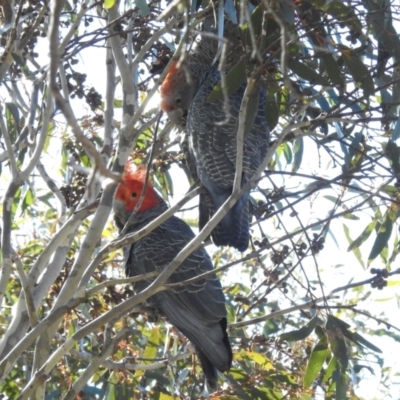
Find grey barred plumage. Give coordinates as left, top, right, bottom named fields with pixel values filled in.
left=114, top=170, right=232, bottom=389
left=160, top=20, right=269, bottom=251
left=161, top=64, right=269, bottom=250
left=188, top=66, right=269, bottom=251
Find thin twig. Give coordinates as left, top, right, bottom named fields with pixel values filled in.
left=0, top=104, right=18, bottom=177
left=11, top=248, right=38, bottom=327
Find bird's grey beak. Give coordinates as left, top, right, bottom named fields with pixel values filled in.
left=166, top=108, right=187, bottom=126
left=113, top=198, right=124, bottom=214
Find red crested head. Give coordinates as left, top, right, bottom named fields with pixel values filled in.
left=160, top=61, right=181, bottom=113
left=115, top=164, right=159, bottom=212
left=159, top=61, right=194, bottom=126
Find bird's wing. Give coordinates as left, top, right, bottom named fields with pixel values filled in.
left=189, top=71, right=270, bottom=187
left=124, top=216, right=232, bottom=372
left=125, top=216, right=227, bottom=322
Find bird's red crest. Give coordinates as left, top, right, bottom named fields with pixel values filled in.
left=123, top=162, right=147, bottom=182
left=160, top=61, right=181, bottom=112
left=115, top=163, right=159, bottom=212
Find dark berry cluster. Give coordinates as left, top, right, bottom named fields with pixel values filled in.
left=271, top=245, right=290, bottom=265
left=59, top=141, right=88, bottom=208
left=85, top=87, right=103, bottom=111
left=153, top=153, right=173, bottom=173
left=66, top=71, right=87, bottom=99
left=310, top=234, right=325, bottom=254
left=263, top=268, right=281, bottom=283
left=49, top=257, right=73, bottom=297
left=345, top=29, right=361, bottom=45
left=253, top=237, right=270, bottom=249
left=59, top=176, right=86, bottom=208
left=296, top=242, right=308, bottom=257
left=267, top=187, right=285, bottom=201
left=370, top=268, right=389, bottom=290
left=253, top=200, right=275, bottom=220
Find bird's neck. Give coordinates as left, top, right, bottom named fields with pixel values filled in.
left=188, top=63, right=216, bottom=90
left=119, top=194, right=169, bottom=232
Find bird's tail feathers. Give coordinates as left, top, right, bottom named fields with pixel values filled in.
left=197, top=349, right=219, bottom=390
left=199, top=192, right=213, bottom=240
left=160, top=301, right=232, bottom=375
left=185, top=321, right=232, bottom=374
left=208, top=192, right=250, bottom=252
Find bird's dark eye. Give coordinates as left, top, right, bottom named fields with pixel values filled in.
left=175, top=97, right=182, bottom=105
left=132, top=192, right=137, bottom=198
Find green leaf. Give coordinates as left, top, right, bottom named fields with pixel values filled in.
left=80, top=154, right=91, bottom=168
left=135, top=0, right=150, bottom=17
left=347, top=219, right=377, bottom=251
left=145, top=370, right=170, bottom=386
left=353, top=364, right=374, bottom=375
left=67, top=319, right=75, bottom=339
left=387, top=231, right=400, bottom=268
left=322, top=355, right=338, bottom=383
left=235, top=350, right=274, bottom=368
left=340, top=47, right=374, bottom=98
left=381, top=185, right=400, bottom=199
left=328, top=315, right=351, bottom=329
left=385, top=140, right=400, bottom=174
left=154, top=169, right=173, bottom=198
left=243, top=87, right=260, bottom=137
left=370, top=328, right=400, bottom=343
left=104, top=0, right=117, bottom=8
left=343, top=213, right=359, bottom=220
left=279, top=315, right=319, bottom=342
left=43, top=122, right=55, bottom=153
left=287, top=59, right=330, bottom=86
left=265, top=91, right=279, bottom=131
left=224, top=372, right=256, bottom=399
left=11, top=186, right=22, bottom=223
left=244, top=4, right=263, bottom=41
left=330, top=316, right=381, bottom=353
left=113, top=99, right=123, bottom=108
left=159, top=393, right=177, bottom=400
left=298, top=395, right=313, bottom=400
left=306, top=1, right=328, bottom=10
left=143, top=326, right=160, bottom=360
left=326, top=315, right=381, bottom=356
left=282, top=143, right=293, bottom=165
left=321, top=54, right=345, bottom=87
left=324, top=195, right=339, bottom=204
left=227, top=367, right=248, bottom=382
left=20, top=240, right=45, bottom=259
left=262, top=13, right=281, bottom=52
left=5, top=102, right=20, bottom=128
left=91, top=367, right=108, bottom=384
left=206, top=59, right=246, bottom=103
left=343, top=223, right=364, bottom=268
left=368, top=209, right=397, bottom=264
left=5, top=102, right=20, bottom=142
left=11, top=52, right=31, bottom=78
left=105, top=373, right=116, bottom=399
left=347, top=332, right=382, bottom=353
left=164, top=169, right=174, bottom=197
left=21, top=188, right=34, bottom=215
left=344, top=131, right=364, bottom=171
left=335, top=372, right=347, bottom=400
left=292, top=137, right=304, bottom=173
left=326, top=316, right=348, bottom=371
left=303, top=334, right=329, bottom=388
